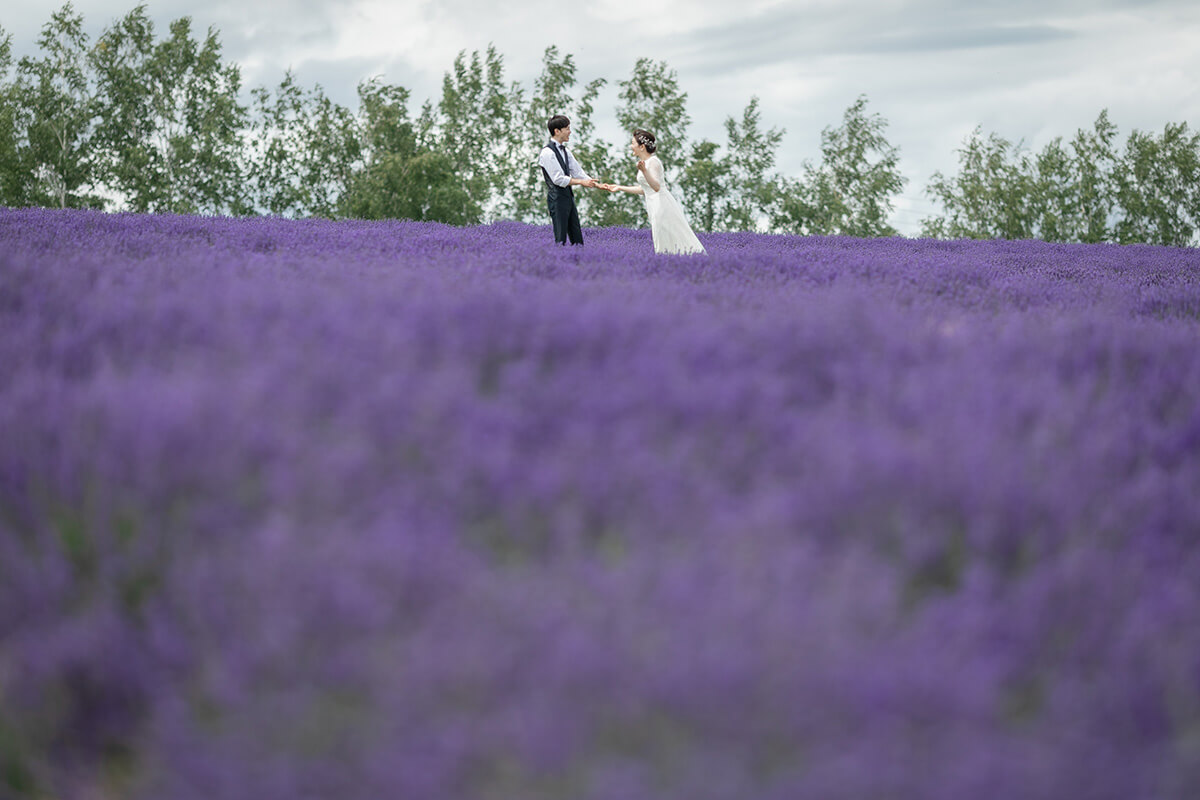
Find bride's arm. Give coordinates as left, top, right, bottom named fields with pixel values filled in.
left=613, top=184, right=644, bottom=195
left=639, top=159, right=662, bottom=193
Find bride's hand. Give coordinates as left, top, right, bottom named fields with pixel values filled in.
left=636, top=160, right=646, bottom=172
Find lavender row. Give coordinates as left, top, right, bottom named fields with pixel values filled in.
left=1, top=208, right=1199, bottom=799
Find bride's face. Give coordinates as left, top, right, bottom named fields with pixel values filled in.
left=630, top=136, right=643, bottom=157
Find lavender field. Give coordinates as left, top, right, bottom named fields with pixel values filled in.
left=2, top=207, right=1199, bottom=799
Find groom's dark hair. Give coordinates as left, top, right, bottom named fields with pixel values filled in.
left=547, top=115, right=570, bottom=135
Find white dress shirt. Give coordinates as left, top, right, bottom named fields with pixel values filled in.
left=538, top=141, right=591, bottom=187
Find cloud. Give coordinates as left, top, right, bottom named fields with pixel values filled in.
left=852, top=23, right=1074, bottom=53
left=4, top=0, right=1199, bottom=234
left=672, top=9, right=1083, bottom=76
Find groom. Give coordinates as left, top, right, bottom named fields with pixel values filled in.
left=539, top=115, right=602, bottom=245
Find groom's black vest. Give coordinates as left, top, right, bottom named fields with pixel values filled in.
left=540, top=140, right=573, bottom=198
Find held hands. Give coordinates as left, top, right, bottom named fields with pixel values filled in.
left=587, top=179, right=621, bottom=192
left=577, top=164, right=646, bottom=192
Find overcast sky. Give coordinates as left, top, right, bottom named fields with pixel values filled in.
left=6, top=0, right=1199, bottom=232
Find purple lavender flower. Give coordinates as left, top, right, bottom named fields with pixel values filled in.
left=1, top=208, right=1199, bottom=799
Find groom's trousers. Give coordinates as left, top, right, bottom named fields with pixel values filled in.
left=547, top=185, right=583, bottom=246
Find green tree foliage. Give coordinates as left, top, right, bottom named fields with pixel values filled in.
left=91, top=5, right=248, bottom=215
left=357, top=78, right=418, bottom=160
left=1113, top=122, right=1200, bottom=247
left=921, top=128, right=1037, bottom=240
left=615, top=58, right=690, bottom=171
left=1030, top=111, right=1119, bottom=243
left=774, top=95, right=906, bottom=237
left=11, top=3, right=101, bottom=209
left=922, top=113, right=1200, bottom=247
left=677, top=98, right=783, bottom=234
left=341, top=150, right=477, bottom=224
left=341, top=77, right=479, bottom=224
left=0, top=28, right=24, bottom=206
left=921, top=114, right=1121, bottom=242
left=718, top=96, right=784, bottom=232
left=248, top=71, right=360, bottom=218
left=86, top=5, right=151, bottom=207
left=434, top=46, right=525, bottom=221
left=677, top=139, right=729, bottom=234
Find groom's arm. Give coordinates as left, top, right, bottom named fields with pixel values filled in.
left=539, top=149, right=596, bottom=188
left=568, top=157, right=596, bottom=186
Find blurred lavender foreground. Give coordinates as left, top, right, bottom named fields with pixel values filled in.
left=2, top=207, right=1200, bottom=799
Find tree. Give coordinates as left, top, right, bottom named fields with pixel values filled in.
left=921, top=111, right=1200, bottom=247
left=341, top=150, right=478, bottom=224
left=341, top=76, right=479, bottom=224
left=774, top=96, right=905, bottom=237
left=920, top=127, right=1036, bottom=240
left=434, top=46, right=525, bottom=221
left=717, top=96, right=783, bottom=232
left=1018, top=111, right=1120, bottom=243
left=0, top=27, right=25, bottom=206
left=356, top=77, right=418, bottom=161
left=247, top=70, right=360, bottom=218
left=88, top=5, right=152, bottom=208
left=91, top=6, right=249, bottom=215
left=677, top=139, right=729, bottom=234
left=1057, top=110, right=1119, bottom=243
left=12, top=3, right=101, bottom=209
left=1030, top=137, right=1075, bottom=243
left=615, top=58, right=690, bottom=172
left=1113, top=121, right=1200, bottom=247
left=922, top=113, right=1121, bottom=243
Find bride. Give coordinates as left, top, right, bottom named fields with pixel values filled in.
left=605, top=130, right=706, bottom=255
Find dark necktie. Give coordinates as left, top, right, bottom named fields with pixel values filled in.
left=559, top=144, right=569, bottom=170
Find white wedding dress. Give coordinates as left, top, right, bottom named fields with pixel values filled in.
left=637, top=155, right=706, bottom=255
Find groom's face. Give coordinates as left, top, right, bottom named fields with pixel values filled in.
left=554, top=125, right=571, bottom=143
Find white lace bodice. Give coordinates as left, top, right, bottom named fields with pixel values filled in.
left=635, top=155, right=666, bottom=194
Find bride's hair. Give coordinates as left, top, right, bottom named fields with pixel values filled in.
left=633, top=129, right=657, bottom=154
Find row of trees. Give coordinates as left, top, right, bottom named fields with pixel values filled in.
left=0, top=4, right=827, bottom=232
left=2, top=4, right=1199, bottom=246
left=922, top=112, right=1200, bottom=245
left=0, top=5, right=246, bottom=214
